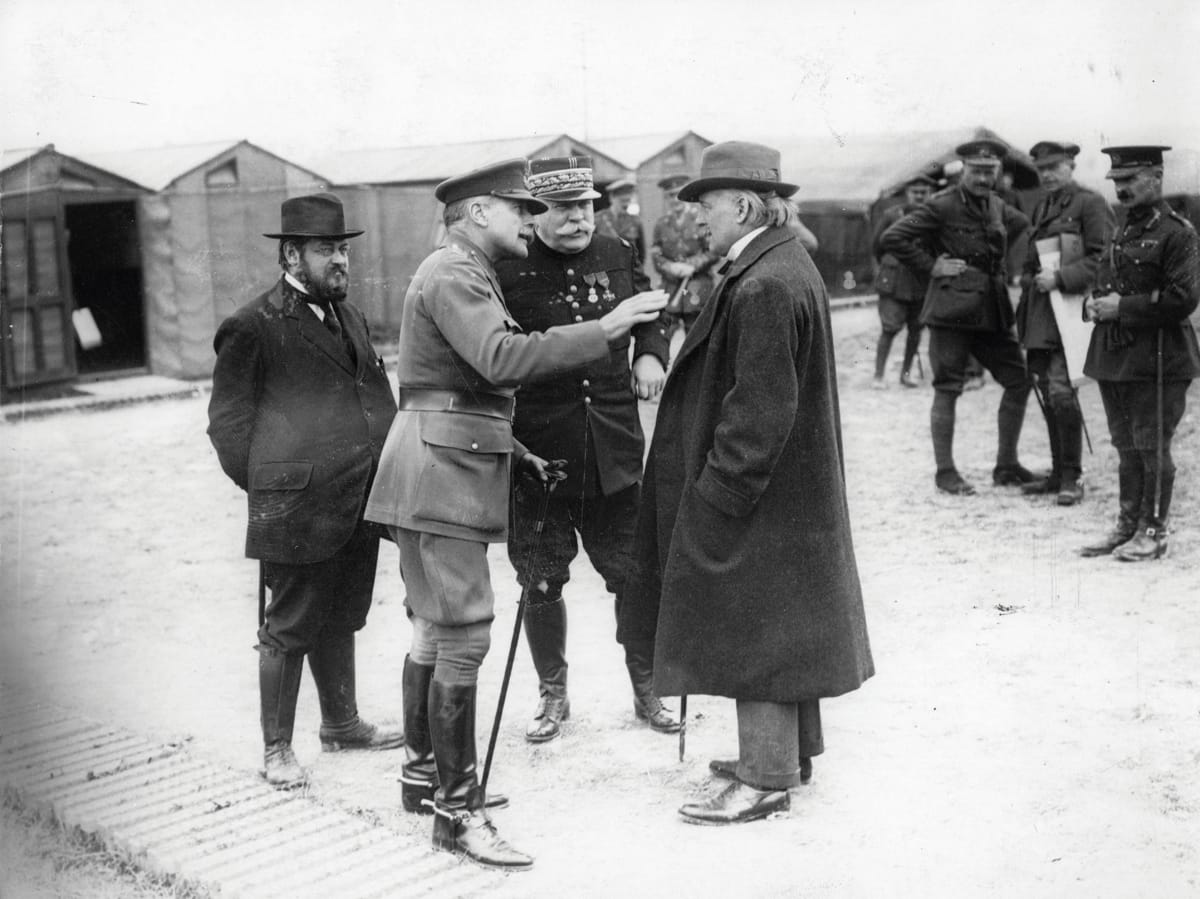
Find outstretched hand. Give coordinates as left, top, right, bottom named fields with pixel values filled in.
left=600, top=290, right=669, bottom=341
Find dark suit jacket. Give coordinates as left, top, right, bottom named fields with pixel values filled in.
left=208, top=277, right=397, bottom=564
left=619, top=227, right=874, bottom=702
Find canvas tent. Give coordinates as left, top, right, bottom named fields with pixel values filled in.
left=1, top=140, right=329, bottom=397
left=763, top=127, right=1039, bottom=295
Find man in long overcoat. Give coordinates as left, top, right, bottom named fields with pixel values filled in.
left=207, top=193, right=403, bottom=790
left=618, top=142, right=874, bottom=826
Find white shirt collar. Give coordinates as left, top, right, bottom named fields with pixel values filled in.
left=283, top=273, right=326, bottom=320
left=726, top=226, right=769, bottom=263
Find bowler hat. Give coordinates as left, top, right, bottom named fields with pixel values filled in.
left=263, top=193, right=364, bottom=240
left=1029, top=141, right=1081, bottom=166
left=435, top=158, right=549, bottom=213
left=956, top=139, right=1008, bottom=166
left=1102, top=145, right=1171, bottom=179
left=677, top=142, right=798, bottom=202
left=527, top=156, right=603, bottom=202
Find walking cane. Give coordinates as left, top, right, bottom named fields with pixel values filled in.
left=1154, top=327, right=1165, bottom=523
left=481, top=478, right=557, bottom=795
left=678, top=694, right=688, bottom=762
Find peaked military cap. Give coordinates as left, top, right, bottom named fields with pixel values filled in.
left=526, top=156, right=603, bottom=202
left=435, top=158, right=548, bottom=213
left=606, top=177, right=637, bottom=194
left=1029, top=141, right=1081, bottom=166
left=1102, top=145, right=1171, bottom=179
left=905, top=173, right=939, bottom=188
left=263, top=193, right=364, bottom=240
left=956, top=139, right=1008, bottom=165
left=678, top=141, right=799, bottom=201
left=657, top=173, right=692, bottom=191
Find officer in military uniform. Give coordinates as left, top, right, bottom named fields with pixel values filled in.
left=1080, top=145, right=1200, bottom=561
left=1017, top=141, right=1115, bottom=506
left=494, top=156, right=678, bottom=744
left=880, top=140, right=1035, bottom=495
left=594, top=177, right=646, bottom=265
left=651, top=173, right=722, bottom=338
left=364, top=158, right=667, bottom=868
left=871, top=173, right=937, bottom=389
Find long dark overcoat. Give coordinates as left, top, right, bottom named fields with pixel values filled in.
left=617, top=227, right=875, bottom=701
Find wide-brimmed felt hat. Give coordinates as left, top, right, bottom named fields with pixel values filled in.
left=527, top=156, right=602, bottom=202
left=435, top=158, right=549, bottom=213
left=1102, top=145, right=1171, bottom=179
left=677, top=142, right=798, bottom=202
left=263, top=193, right=364, bottom=239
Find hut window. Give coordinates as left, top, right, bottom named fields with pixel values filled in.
left=205, top=161, right=239, bottom=188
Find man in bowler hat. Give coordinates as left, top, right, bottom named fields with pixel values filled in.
left=364, top=159, right=666, bottom=868
left=1080, top=145, right=1200, bottom=561
left=208, top=193, right=403, bottom=790
left=619, top=141, right=874, bottom=826
left=494, top=156, right=677, bottom=745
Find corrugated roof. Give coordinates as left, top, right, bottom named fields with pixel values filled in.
left=310, top=134, right=572, bottom=186
left=73, top=139, right=245, bottom=191
left=594, top=131, right=711, bottom=169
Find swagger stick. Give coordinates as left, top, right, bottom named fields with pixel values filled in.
left=482, top=479, right=557, bottom=795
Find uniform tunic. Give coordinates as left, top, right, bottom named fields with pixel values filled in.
left=651, top=205, right=721, bottom=320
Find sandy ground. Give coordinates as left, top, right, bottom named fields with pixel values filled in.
left=2, top=306, right=1198, bottom=898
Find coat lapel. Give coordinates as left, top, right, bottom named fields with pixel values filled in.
left=667, top=229, right=795, bottom=382
left=280, top=280, right=357, bottom=376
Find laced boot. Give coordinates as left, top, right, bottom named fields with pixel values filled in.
left=259, top=645, right=307, bottom=789
left=624, top=640, right=680, bottom=733
left=523, top=599, right=570, bottom=743
left=1080, top=456, right=1143, bottom=556
left=309, top=630, right=404, bottom=751
left=428, top=680, right=531, bottom=870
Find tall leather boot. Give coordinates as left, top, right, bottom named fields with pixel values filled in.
left=993, top=385, right=1036, bottom=485
left=1080, top=453, right=1142, bottom=556
left=872, top=332, right=896, bottom=387
left=1114, top=452, right=1172, bottom=561
left=259, top=645, right=307, bottom=789
left=400, top=655, right=437, bottom=813
left=932, top=391, right=973, bottom=494
left=1054, top=401, right=1085, bottom=506
left=623, top=639, right=680, bottom=733
left=308, top=629, right=404, bottom=751
left=428, top=681, right=532, bottom=870
left=523, top=598, right=569, bottom=743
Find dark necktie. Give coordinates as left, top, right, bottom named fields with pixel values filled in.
left=319, top=302, right=356, bottom=365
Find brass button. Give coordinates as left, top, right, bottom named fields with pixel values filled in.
left=470, top=442, right=479, bottom=450
left=572, top=301, right=580, bottom=309
left=574, top=315, right=583, bottom=322
left=569, top=285, right=578, bottom=294
left=584, top=397, right=592, bottom=405
left=582, top=379, right=590, bottom=387
left=566, top=268, right=575, bottom=276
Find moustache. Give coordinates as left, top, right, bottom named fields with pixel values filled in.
left=555, top=221, right=595, bottom=238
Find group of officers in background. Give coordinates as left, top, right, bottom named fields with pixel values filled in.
left=206, top=135, right=1195, bottom=873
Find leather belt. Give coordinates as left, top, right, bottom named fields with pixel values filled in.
left=396, top=387, right=514, bottom=421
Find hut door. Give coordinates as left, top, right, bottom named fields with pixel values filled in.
left=1, top=195, right=77, bottom=388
